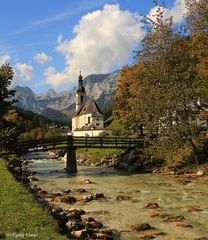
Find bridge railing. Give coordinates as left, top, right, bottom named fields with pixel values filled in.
left=15, top=136, right=144, bottom=152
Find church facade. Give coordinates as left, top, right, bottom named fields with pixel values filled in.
left=72, top=72, right=110, bottom=137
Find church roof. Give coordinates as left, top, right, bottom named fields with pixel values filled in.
left=74, top=98, right=103, bottom=117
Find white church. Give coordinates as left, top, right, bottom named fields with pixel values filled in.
left=71, top=72, right=110, bottom=137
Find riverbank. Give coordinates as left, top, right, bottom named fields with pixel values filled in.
left=0, top=158, right=67, bottom=240
left=74, top=148, right=208, bottom=175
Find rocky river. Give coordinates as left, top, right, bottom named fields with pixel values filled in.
left=25, top=152, right=208, bottom=240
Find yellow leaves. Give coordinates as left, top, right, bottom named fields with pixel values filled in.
left=3, top=109, right=18, bottom=123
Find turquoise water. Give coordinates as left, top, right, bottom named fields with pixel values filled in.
left=26, top=152, right=208, bottom=240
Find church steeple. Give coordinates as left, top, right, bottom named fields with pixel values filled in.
left=78, top=70, right=83, bottom=86
left=76, top=70, right=86, bottom=111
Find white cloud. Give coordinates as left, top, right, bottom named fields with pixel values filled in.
left=33, top=52, right=53, bottom=64
left=15, top=62, right=33, bottom=81
left=148, top=0, right=186, bottom=24
left=57, top=34, right=63, bottom=44
left=44, top=4, right=143, bottom=88
left=0, top=54, right=11, bottom=66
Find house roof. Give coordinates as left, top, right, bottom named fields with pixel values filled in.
left=74, top=98, right=103, bottom=117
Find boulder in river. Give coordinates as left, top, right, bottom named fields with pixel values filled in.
left=67, top=212, right=82, bottom=221
left=116, top=195, right=132, bottom=201
left=81, top=179, right=94, bottom=184
left=83, top=220, right=103, bottom=229
left=82, top=195, right=94, bottom=202
left=67, top=208, right=85, bottom=215
left=71, top=229, right=88, bottom=240
left=131, top=223, right=152, bottom=231
left=144, top=202, right=160, bottom=209
left=60, top=195, right=77, bottom=204
left=93, top=192, right=105, bottom=200
left=196, top=170, right=205, bottom=177
left=92, top=233, right=113, bottom=239
left=66, top=220, right=84, bottom=231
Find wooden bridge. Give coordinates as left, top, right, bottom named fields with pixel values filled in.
left=3, top=136, right=143, bottom=173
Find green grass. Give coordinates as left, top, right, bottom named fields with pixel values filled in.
left=105, top=115, right=121, bottom=129
left=76, top=148, right=123, bottom=161
left=0, top=159, right=67, bottom=240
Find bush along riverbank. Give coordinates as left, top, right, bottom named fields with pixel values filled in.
left=0, top=157, right=67, bottom=240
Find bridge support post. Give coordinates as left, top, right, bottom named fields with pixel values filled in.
left=66, top=147, right=77, bottom=173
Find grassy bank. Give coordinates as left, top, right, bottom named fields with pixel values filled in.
left=0, top=159, right=67, bottom=240
left=76, top=148, right=123, bottom=161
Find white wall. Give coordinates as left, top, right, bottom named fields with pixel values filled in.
left=72, top=113, right=104, bottom=131
left=72, top=129, right=112, bottom=137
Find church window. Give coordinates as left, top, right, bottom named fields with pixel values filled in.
left=88, top=117, right=91, bottom=123
left=96, top=123, right=99, bottom=126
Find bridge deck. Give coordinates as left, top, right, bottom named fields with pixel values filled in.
left=16, top=136, right=143, bottom=152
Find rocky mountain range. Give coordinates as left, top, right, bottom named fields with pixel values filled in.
left=13, top=71, right=120, bottom=122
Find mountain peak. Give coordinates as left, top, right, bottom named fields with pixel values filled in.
left=47, top=88, right=56, bottom=95
left=13, top=71, right=120, bottom=121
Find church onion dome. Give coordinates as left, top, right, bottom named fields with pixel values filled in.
left=77, top=85, right=85, bottom=93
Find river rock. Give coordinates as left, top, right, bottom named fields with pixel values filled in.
left=156, top=213, right=185, bottom=222
left=66, top=220, right=84, bottom=231
left=196, top=170, right=205, bottom=177
left=67, top=212, right=82, bottom=221
left=28, top=175, right=39, bottom=181
left=131, top=223, right=152, bottom=231
left=81, top=179, right=94, bottom=184
left=63, top=189, right=71, bottom=194
left=84, top=217, right=96, bottom=222
left=29, top=185, right=41, bottom=193
left=71, top=229, right=88, bottom=240
left=82, top=195, right=94, bottom=202
left=144, top=202, right=160, bottom=209
left=176, top=223, right=192, bottom=228
left=52, top=192, right=62, bottom=197
left=188, top=205, right=203, bottom=213
left=67, top=208, right=85, bottom=215
left=83, top=220, right=103, bottom=229
left=93, top=192, right=105, bottom=199
left=116, top=195, right=132, bottom=201
left=60, top=195, right=77, bottom=204
left=92, top=233, right=113, bottom=239
left=37, top=190, right=48, bottom=198
left=50, top=206, right=63, bottom=215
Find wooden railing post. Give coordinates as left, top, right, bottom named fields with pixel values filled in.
left=100, top=137, right=103, bottom=147
left=67, top=136, right=74, bottom=146
left=115, top=137, right=117, bottom=148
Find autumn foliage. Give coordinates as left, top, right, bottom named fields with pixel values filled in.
left=114, top=0, right=208, bottom=163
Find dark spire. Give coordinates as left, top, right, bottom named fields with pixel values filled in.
left=77, top=70, right=85, bottom=93
left=78, top=70, right=83, bottom=86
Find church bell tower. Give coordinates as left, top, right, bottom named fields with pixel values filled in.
left=76, top=71, right=86, bottom=111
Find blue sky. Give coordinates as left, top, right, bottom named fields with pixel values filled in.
left=0, top=0, right=186, bottom=93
